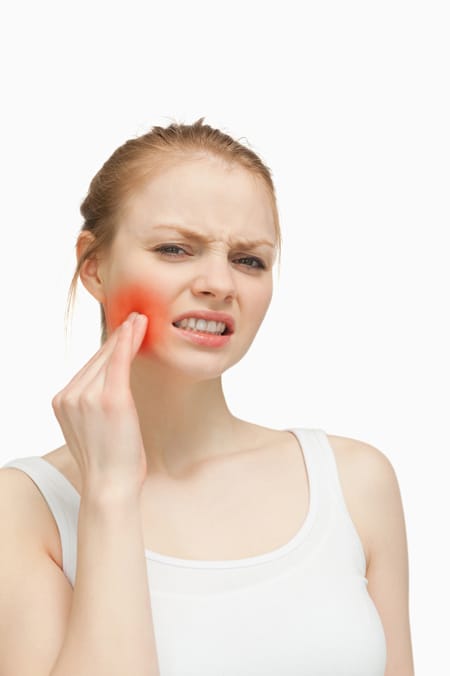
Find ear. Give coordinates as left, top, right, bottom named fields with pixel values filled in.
left=76, top=231, right=107, bottom=303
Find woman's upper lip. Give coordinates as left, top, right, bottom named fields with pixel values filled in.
left=172, top=310, right=235, bottom=333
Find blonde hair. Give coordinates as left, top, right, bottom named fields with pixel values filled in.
left=66, top=117, right=282, bottom=345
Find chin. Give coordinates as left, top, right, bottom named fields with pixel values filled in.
left=173, top=361, right=233, bottom=382
left=156, top=351, right=243, bottom=382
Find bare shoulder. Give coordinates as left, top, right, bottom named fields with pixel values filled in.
left=0, top=460, right=74, bottom=676
left=326, top=434, right=414, bottom=674
left=0, top=447, right=68, bottom=565
left=326, top=433, right=397, bottom=490
left=0, top=467, right=51, bottom=552
left=0, top=464, right=46, bottom=520
left=325, top=433, right=402, bottom=569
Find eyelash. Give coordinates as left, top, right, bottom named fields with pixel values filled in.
left=153, top=245, right=267, bottom=270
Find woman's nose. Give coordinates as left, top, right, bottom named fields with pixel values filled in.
left=191, top=254, right=236, bottom=301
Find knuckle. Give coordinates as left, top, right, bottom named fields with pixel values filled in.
left=51, top=393, right=61, bottom=410
left=100, top=392, right=120, bottom=412
left=101, top=390, right=129, bottom=413
left=59, top=390, right=80, bottom=410
left=78, top=389, right=99, bottom=410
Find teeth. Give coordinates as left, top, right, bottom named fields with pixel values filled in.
left=174, top=318, right=227, bottom=334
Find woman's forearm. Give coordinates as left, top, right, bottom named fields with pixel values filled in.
left=50, top=486, right=160, bottom=676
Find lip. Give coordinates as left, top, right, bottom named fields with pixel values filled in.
left=171, top=325, right=232, bottom=348
left=171, top=310, right=235, bottom=334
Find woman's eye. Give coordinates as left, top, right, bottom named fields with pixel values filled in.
left=154, top=246, right=265, bottom=269
left=235, top=256, right=266, bottom=270
left=154, top=245, right=188, bottom=256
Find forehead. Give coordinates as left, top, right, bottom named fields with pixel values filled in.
left=119, top=157, right=277, bottom=243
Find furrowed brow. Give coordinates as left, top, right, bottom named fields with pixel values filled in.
left=150, top=224, right=275, bottom=249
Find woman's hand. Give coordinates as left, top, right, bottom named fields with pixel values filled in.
left=52, top=312, right=149, bottom=499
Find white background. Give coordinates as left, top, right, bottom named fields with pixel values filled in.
left=1, top=1, right=448, bottom=672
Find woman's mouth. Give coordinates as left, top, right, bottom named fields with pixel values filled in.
left=171, top=318, right=233, bottom=347
left=172, top=317, right=229, bottom=335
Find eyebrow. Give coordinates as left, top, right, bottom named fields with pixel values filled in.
left=149, top=224, right=276, bottom=249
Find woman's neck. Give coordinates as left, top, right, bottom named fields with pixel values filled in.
left=130, top=359, right=240, bottom=479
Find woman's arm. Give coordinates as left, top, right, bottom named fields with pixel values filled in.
left=342, top=438, right=415, bottom=676
left=48, top=312, right=160, bottom=676
left=0, top=469, right=160, bottom=676
left=50, top=485, right=160, bottom=676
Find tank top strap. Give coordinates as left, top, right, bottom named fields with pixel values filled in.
left=287, top=427, right=352, bottom=521
left=291, top=427, right=367, bottom=574
left=2, top=456, right=79, bottom=587
left=291, top=427, right=346, bottom=499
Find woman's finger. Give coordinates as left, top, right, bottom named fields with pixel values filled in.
left=102, top=314, right=148, bottom=396
left=61, top=312, right=140, bottom=393
left=130, top=314, right=149, bottom=357
left=73, top=313, right=147, bottom=403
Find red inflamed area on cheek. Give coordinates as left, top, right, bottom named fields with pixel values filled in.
left=105, top=283, right=170, bottom=354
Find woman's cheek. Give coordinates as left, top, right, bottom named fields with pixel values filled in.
left=104, top=282, right=170, bottom=354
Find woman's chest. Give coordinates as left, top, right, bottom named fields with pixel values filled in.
left=43, top=433, right=371, bottom=569
left=150, top=571, right=386, bottom=676
left=138, top=445, right=310, bottom=560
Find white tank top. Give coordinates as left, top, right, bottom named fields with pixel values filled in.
left=2, top=427, right=387, bottom=675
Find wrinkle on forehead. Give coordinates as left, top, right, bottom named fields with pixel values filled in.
left=148, top=224, right=276, bottom=251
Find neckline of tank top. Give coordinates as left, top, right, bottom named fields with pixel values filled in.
left=37, top=427, right=320, bottom=569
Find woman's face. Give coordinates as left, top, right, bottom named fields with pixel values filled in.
left=97, top=156, right=277, bottom=380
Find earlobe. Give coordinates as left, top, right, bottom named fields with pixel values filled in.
left=76, top=231, right=106, bottom=303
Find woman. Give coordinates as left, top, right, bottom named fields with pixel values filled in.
left=0, top=118, right=414, bottom=675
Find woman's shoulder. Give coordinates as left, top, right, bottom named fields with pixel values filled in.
left=326, top=432, right=397, bottom=488
left=252, top=423, right=395, bottom=475
left=327, top=433, right=413, bottom=670
left=325, top=433, right=402, bottom=569
left=0, top=445, right=71, bottom=563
